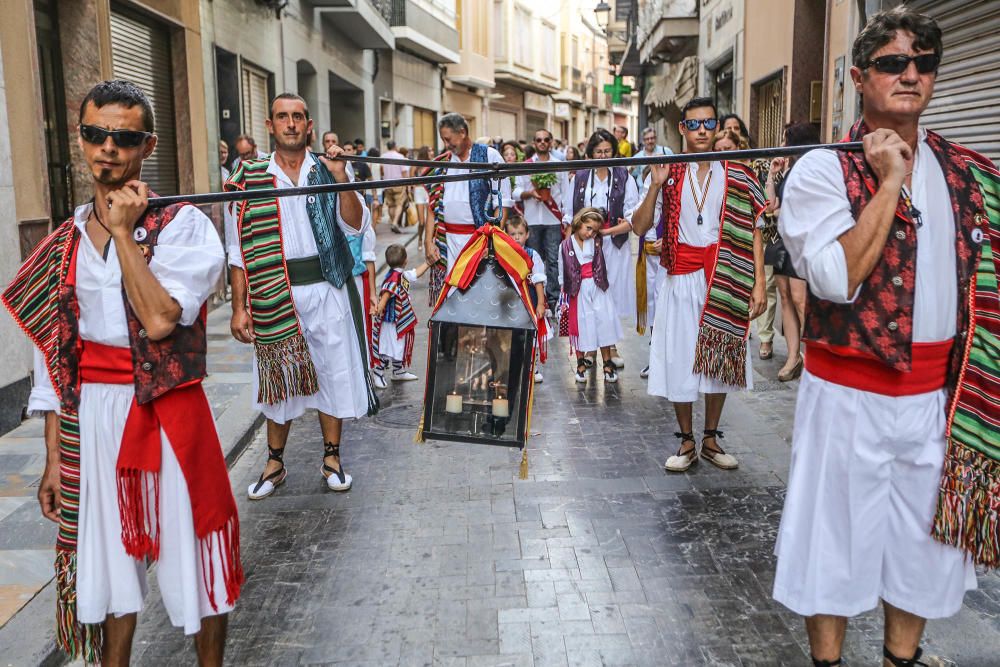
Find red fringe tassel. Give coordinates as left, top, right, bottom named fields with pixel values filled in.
left=116, top=468, right=160, bottom=560
left=199, top=516, right=244, bottom=610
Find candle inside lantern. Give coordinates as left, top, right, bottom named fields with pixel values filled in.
left=445, top=393, right=464, bottom=414
left=492, top=397, right=509, bottom=418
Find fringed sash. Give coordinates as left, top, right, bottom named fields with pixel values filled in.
left=659, top=162, right=766, bottom=387
left=226, top=158, right=378, bottom=416
left=933, top=159, right=1000, bottom=567
left=227, top=159, right=320, bottom=404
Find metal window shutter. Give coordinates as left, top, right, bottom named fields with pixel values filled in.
left=908, top=0, right=1000, bottom=162
left=241, top=65, right=270, bottom=152
left=109, top=10, right=179, bottom=195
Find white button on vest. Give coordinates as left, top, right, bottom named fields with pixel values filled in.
left=887, top=321, right=898, bottom=331
left=891, top=276, right=903, bottom=287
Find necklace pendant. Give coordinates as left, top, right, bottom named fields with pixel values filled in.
left=697, top=213, right=703, bottom=225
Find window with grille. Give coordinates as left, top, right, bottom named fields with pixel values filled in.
left=753, top=72, right=785, bottom=149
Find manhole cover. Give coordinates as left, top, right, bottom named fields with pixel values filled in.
left=376, top=402, right=424, bottom=428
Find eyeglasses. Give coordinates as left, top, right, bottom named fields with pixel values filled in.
left=80, top=124, right=152, bottom=148
left=591, top=149, right=614, bottom=157
left=865, top=53, right=940, bottom=75
left=681, top=118, right=719, bottom=131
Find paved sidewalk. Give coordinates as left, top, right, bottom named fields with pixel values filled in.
left=126, top=276, right=1000, bottom=665
left=0, top=220, right=418, bottom=664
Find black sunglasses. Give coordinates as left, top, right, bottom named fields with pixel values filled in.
left=865, top=53, right=940, bottom=75
left=534, top=136, right=552, bottom=143
left=681, top=118, right=719, bottom=131
left=80, top=124, right=152, bottom=148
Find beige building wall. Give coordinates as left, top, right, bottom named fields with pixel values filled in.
left=445, top=0, right=495, bottom=136
left=741, top=0, right=795, bottom=121
left=823, top=0, right=862, bottom=141
left=0, top=28, right=34, bottom=426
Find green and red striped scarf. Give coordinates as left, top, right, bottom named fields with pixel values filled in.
left=227, top=158, right=322, bottom=405
left=933, top=159, right=1000, bottom=567
left=1, top=221, right=102, bottom=661
left=662, top=161, right=766, bottom=387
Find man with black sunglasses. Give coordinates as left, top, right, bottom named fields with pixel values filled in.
left=2, top=79, right=239, bottom=664
left=773, top=7, right=999, bottom=667
left=632, top=96, right=768, bottom=474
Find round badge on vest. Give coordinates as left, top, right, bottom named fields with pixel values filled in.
left=971, top=227, right=984, bottom=244
left=307, top=196, right=317, bottom=204
left=133, top=227, right=148, bottom=242
left=667, top=178, right=675, bottom=186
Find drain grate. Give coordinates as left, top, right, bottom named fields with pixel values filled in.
left=752, top=380, right=790, bottom=392
left=375, top=401, right=424, bottom=428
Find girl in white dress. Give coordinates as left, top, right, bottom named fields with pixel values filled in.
left=558, top=208, right=624, bottom=383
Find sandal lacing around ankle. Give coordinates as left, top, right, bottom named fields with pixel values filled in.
left=248, top=445, right=287, bottom=499
left=322, top=442, right=353, bottom=492
left=883, top=645, right=932, bottom=667
left=664, top=431, right=698, bottom=472
left=700, top=429, right=738, bottom=470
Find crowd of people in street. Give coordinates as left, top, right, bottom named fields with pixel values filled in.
left=3, top=6, right=997, bottom=666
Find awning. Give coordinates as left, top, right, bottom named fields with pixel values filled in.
left=644, top=55, right=698, bottom=109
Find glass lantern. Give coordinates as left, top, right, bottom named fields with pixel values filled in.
left=421, top=248, right=537, bottom=447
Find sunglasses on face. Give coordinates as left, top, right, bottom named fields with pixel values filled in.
left=535, top=137, right=552, bottom=143
left=80, top=124, right=152, bottom=148
left=681, top=118, right=719, bottom=131
left=865, top=53, right=940, bottom=75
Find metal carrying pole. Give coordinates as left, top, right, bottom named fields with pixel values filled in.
left=146, top=142, right=863, bottom=209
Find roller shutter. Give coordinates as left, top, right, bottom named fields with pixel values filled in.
left=908, top=0, right=1000, bottom=162
left=109, top=8, right=179, bottom=195
left=240, top=63, right=271, bottom=152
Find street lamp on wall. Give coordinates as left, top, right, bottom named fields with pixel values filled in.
left=594, top=1, right=611, bottom=31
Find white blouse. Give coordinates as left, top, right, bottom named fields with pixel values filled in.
left=557, top=237, right=596, bottom=287
left=29, top=203, right=226, bottom=413
left=227, top=152, right=369, bottom=267
left=641, top=161, right=727, bottom=248
left=562, top=168, right=641, bottom=227
left=778, top=128, right=956, bottom=342
left=442, top=146, right=513, bottom=225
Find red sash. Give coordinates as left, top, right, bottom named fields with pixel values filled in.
left=527, top=157, right=563, bottom=223
left=804, top=339, right=953, bottom=396
left=669, top=243, right=718, bottom=285
left=79, top=340, right=241, bottom=609
left=567, top=262, right=594, bottom=343
left=441, top=222, right=477, bottom=235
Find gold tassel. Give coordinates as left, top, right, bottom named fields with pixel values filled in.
left=635, top=246, right=648, bottom=335
left=414, top=410, right=425, bottom=444
left=519, top=447, right=529, bottom=479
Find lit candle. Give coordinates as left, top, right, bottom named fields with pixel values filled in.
left=492, top=398, right=509, bottom=418
left=445, top=393, right=464, bottom=414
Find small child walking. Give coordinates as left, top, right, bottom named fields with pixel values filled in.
left=558, top=207, right=624, bottom=383
left=505, top=215, right=551, bottom=383
left=373, top=244, right=429, bottom=385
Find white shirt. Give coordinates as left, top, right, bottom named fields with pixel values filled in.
left=228, top=152, right=369, bottom=267
left=557, top=237, right=595, bottom=287
left=361, top=225, right=377, bottom=263
left=642, top=161, right=726, bottom=247
left=526, top=247, right=547, bottom=285
left=28, top=203, right=226, bottom=413
left=443, top=146, right=513, bottom=225
left=513, top=155, right=569, bottom=226
left=562, top=168, right=641, bottom=227
left=779, top=128, right=956, bottom=341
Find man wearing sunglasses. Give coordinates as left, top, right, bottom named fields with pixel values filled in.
left=226, top=93, right=377, bottom=502
left=2, top=79, right=238, bottom=663
left=514, top=129, right=567, bottom=310
left=631, top=96, right=767, bottom=474
left=773, top=7, right=999, bottom=667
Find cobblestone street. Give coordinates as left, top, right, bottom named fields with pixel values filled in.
left=128, top=291, right=1000, bottom=666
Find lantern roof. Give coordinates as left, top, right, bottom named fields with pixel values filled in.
left=430, top=255, right=537, bottom=330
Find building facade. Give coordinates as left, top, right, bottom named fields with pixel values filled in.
left=824, top=0, right=999, bottom=161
